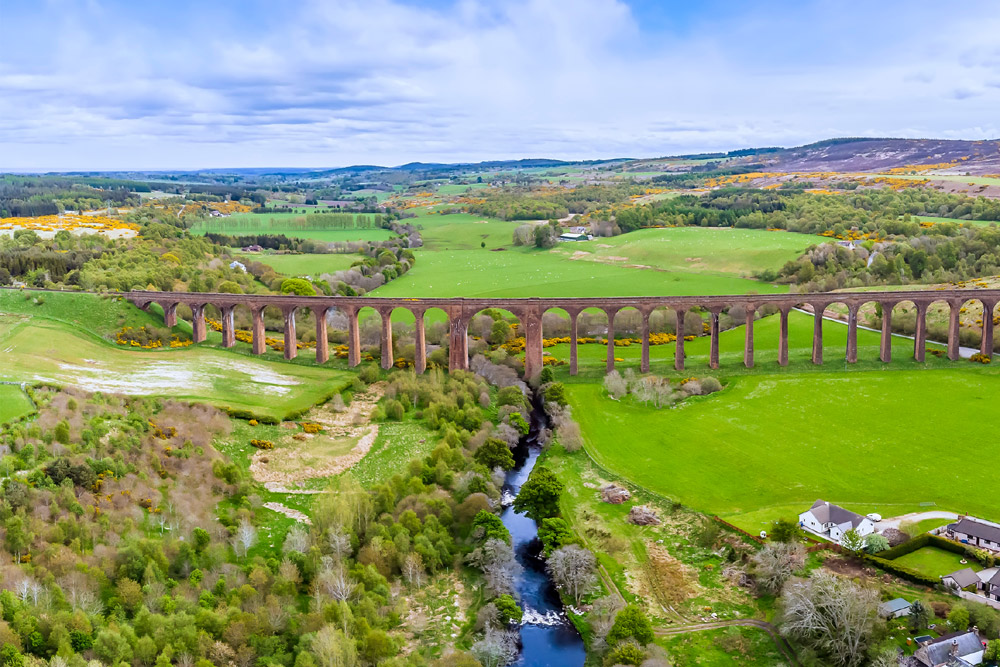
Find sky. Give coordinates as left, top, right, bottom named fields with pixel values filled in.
left=2, top=0, right=1000, bottom=170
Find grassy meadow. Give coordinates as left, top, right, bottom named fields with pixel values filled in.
left=191, top=212, right=394, bottom=242
left=0, top=385, right=34, bottom=423
left=566, top=361, right=1000, bottom=534
left=549, top=227, right=824, bottom=278
left=0, top=313, right=351, bottom=421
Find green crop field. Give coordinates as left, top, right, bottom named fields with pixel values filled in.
left=892, top=547, right=977, bottom=579
left=0, top=314, right=350, bottom=421
left=239, top=252, right=359, bottom=277
left=191, top=212, right=394, bottom=242
left=549, top=227, right=825, bottom=278
left=0, top=385, right=34, bottom=423
left=565, top=341, right=1000, bottom=533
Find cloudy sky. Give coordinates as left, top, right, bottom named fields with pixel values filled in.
left=2, top=0, right=1000, bottom=170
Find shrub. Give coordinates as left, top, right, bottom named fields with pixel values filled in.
left=604, top=640, right=645, bottom=666
left=250, top=439, right=274, bottom=450
left=358, top=365, right=381, bottom=384
left=607, top=605, right=654, bottom=646
left=384, top=400, right=405, bottom=421
left=301, top=422, right=323, bottom=434
left=700, top=376, right=723, bottom=393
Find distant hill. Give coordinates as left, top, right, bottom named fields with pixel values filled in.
left=725, top=137, right=1000, bottom=173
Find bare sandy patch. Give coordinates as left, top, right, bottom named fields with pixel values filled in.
left=264, top=502, right=312, bottom=524
left=251, top=383, right=385, bottom=490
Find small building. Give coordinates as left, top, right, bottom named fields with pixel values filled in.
left=241, top=245, right=263, bottom=253
left=558, top=232, right=589, bottom=242
left=229, top=261, right=246, bottom=273
left=798, top=499, right=876, bottom=544
left=878, top=598, right=912, bottom=619
left=948, top=518, right=1000, bottom=552
left=914, top=630, right=985, bottom=666
left=942, top=568, right=981, bottom=593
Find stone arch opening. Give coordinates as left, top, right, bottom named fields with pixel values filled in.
left=464, top=307, right=526, bottom=376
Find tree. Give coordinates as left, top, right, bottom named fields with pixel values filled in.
left=472, top=510, right=511, bottom=544
left=471, top=626, right=518, bottom=667
left=863, top=533, right=889, bottom=554
left=603, top=370, right=628, bottom=399
left=94, top=629, right=133, bottom=664
left=4, top=517, right=30, bottom=562
left=779, top=571, right=879, bottom=666
left=606, top=605, right=654, bottom=646
left=311, top=625, right=358, bottom=667
left=948, top=604, right=970, bottom=632
left=751, top=542, right=806, bottom=594
left=985, top=639, right=1000, bottom=663
left=543, top=382, right=567, bottom=406
left=513, top=466, right=563, bottom=521
left=605, top=640, right=646, bottom=666
left=538, top=517, right=576, bottom=556
left=488, top=320, right=512, bottom=346
left=467, top=538, right=521, bottom=596
left=769, top=518, right=802, bottom=543
left=493, top=594, right=523, bottom=626
left=217, top=280, right=243, bottom=294
left=280, top=278, right=317, bottom=296
left=233, top=519, right=257, bottom=558
left=402, top=552, right=425, bottom=588
left=548, top=545, right=597, bottom=603
left=474, top=439, right=515, bottom=471
left=909, top=599, right=931, bottom=632
left=840, top=529, right=865, bottom=555
left=284, top=525, right=310, bottom=553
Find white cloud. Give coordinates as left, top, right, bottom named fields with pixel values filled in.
left=1, top=0, right=1000, bottom=169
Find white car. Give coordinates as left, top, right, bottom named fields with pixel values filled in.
left=866, top=513, right=882, bottom=522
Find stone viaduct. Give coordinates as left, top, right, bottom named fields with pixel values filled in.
left=127, top=289, right=1000, bottom=378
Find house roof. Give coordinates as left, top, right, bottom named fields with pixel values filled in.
left=804, top=499, right=868, bottom=530
left=921, top=631, right=984, bottom=665
left=951, top=517, right=1000, bottom=544
left=943, top=568, right=981, bottom=589
left=879, top=598, right=911, bottom=614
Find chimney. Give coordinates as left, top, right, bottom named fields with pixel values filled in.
left=950, top=639, right=959, bottom=656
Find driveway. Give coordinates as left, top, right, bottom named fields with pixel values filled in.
left=878, top=510, right=958, bottom=532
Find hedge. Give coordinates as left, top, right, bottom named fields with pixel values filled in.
left=863, top=554, right=940, bottom=588
left=877, top=534, right=965, bottom=560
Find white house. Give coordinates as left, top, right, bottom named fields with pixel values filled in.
left=229, top=261, right=247, bottom=273
left=798, top=500, right=875, bottom=544
left=948, top=517, right=1000, bottom=552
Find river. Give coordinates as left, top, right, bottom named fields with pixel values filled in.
left=499, top=398, right=586, bottom=666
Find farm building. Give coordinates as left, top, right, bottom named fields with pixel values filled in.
left=914, top=630, right=985, bottom=666
left=877, top=598, right=911, bottom=619
left=558, top=232, right=590, bottom=242
left=798, top=499, right=875, bottom=544
left=947, top=517, right=1000, bottom=551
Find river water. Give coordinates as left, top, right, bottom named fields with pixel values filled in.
left=499, top=399, right=586, bottom=666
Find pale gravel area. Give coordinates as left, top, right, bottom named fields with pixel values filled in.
left=263, top=502, right=312, bottom=524
left=252, top=383, right=385, bottom=491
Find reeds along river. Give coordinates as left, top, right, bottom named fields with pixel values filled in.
left=500, top=397, right=585, bottom=666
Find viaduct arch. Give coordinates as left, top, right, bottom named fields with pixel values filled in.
left=127, top=289, right=1000, bottom=379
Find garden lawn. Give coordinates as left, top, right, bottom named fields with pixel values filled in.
left=0, top=315, right=351, bottom=422
left=191, top=212, right=394, bottom=242
left=0, top=385, right=34, bottom=423
left=892, top=547, right=979, bottom=579
left=566, top=364, right=1000, bottom=534
left=238, top=252, right=359, bottom=277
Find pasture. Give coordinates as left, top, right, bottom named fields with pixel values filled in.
left=0, top=385, right=34, bottom=423
left=190, top=212, right=394, bottom=242
left=546, top=308, right=949, bottom=376
left=565, top=361, right=1000, bottom=534
left=549, top=227, right=826, bottom=278
left=0, top=314, right=350, bottom=421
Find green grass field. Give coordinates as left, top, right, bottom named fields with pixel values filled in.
left=550, top=227, right=824, bottom=278
left=0, top=385, right=34, bottom=423
left=916, top=215, right=1000, bottom=228
left=0, top=289, right=168, bottom=338
left=892, top=547, right=977, bottom=579
left=0, top=314, right=350, bottom=421
left=239, top=252, right=360, bottom=277
left=566, top=355, right=1000, bottom=533
left=547, top=308, right=947, bottom=376
left=191, top=212, right=394, bottom=242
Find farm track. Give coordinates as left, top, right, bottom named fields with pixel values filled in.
left=655, top=619, right=801, bottom=666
